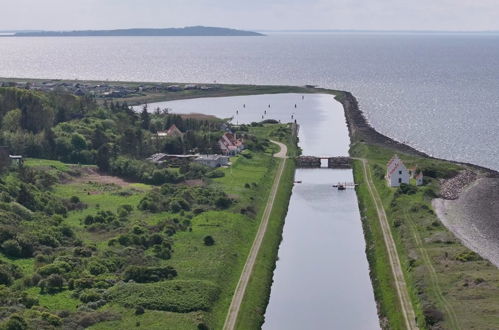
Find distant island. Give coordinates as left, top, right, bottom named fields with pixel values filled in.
left=10, top=26, right=264, bottom=37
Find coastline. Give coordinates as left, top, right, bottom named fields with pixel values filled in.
left=433, top=178, right=499, bottom=268
left=3, top=77, right=499, bottom=328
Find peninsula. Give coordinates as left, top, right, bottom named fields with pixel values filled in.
left=0, top=78, right=498, bottom=329
left=10, top=26, right=264, bottom=37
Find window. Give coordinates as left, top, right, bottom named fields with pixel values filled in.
left=399, top=170, right=402, bottom=174
left=398, top=178, right=402, bottom=183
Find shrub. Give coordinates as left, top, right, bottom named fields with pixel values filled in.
left=215, top=196, right=232, bottom=209
left=1, top=239, right=22, bottom=258
left=456, top=251, right=482, bottom=262
left=123, top=265, right=177, bottom=283
left=107, top=280, right=220, bottom=313
left=3, top=314, right=28, bottom=330
left=203, top=236, right=215, bottom=246
left=135, top=306, right=145, bottom=315
left=88, top=261, right=108, bottom=276
left=79, top=289, right=102, bottom=303
left=42, top=274, right=64, bottom=293
left=396, top=183, right=417, bottom=195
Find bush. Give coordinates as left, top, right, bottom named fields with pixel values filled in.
left=203, top=236, right=215, bottom=246
left=1, top=239, right=22, bottom=258
left=88, top=261, right=108, bottom=275
left=79, top=289, right=102, bottom=303
left=456, top=251, right=482, bottom=262
left=396, top=183, right=417, bottom=195
left=123, top=265, right=177, bottom=283
left=135, top=306, right=145, bottom=315
left=42, top=274, right=64, bottom=293
left=107, top=280, right=220, bottom=313
left=3, top=314, right=28, bottom=330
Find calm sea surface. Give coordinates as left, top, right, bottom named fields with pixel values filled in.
left=1, top=33, right=498, bottom=170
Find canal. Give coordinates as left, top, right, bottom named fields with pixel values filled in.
left=139, top=93, right=380, bottom=329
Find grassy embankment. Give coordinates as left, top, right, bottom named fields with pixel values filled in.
left=351, top=142, right=499, bottom=329
left=2, top=124, right=295, bottom=330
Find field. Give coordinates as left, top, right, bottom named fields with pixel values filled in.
left=0, top=124, right=296, bottom=329
left=352, top=142, right=499, bottom=329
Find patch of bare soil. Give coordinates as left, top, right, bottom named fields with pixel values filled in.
left=182, top=179, right=204, bottom=187
left=70, top=167, right=131, bottom=187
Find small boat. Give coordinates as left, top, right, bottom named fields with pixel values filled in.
left=337, top=184, right=346, bottom=190
left=294, top=180, right=302, bottom=184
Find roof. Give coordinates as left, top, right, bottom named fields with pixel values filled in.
left=9, top=155, right=23, bottom=159
left=166, top=124, right=183, bottom=136
left=196, top=154, right=229, bottom=161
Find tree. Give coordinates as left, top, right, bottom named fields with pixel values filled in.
left=91, top=127, right=108, bottom=149
left=2, top=109, right=22, bottom=132
left=17, top=184, right=37, bottom=210
left=140, top=106, right=151, bottom=130
left=71, top=133, right=87, bottom=151
left=96, top=144, right=111, bottom=172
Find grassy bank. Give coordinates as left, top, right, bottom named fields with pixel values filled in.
left=351, top=142, right=499, bottom=329
left=233, top=129, right=297, bottom=329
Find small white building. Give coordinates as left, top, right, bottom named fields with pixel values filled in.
left=415, top=172, right=424, bottom=186
left=386, top=155, right=410, bottom=187
left=194, top=155, right=230, bottom=168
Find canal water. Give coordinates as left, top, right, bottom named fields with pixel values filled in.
left=138, top=94, right=380, bottom=329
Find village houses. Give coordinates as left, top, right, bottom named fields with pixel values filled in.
left=156, top=124, right=183, bottom=138
left=218, top=132, right=244, bottom=156
left=386, top=155, right=423, bottom=187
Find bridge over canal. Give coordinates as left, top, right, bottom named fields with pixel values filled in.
left=296, top=156, right=352, bottom=169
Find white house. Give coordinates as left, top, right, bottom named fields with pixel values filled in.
left=386, top=155, right=410, bottom=187
left=194, top=155, right=230, bottom=168
left=415, top=172, right=424, bottom=186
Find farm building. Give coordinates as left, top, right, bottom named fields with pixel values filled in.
left=218, top=133, right=244, bottom=156
left=193, top=155, right=230, bottom=168
left=386, top=155, right=410, bottom=187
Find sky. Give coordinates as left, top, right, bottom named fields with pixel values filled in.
left=2, top=0, right=499, bottom=32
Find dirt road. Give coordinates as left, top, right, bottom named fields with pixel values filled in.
left=223, top=140, right=287, bottom=330
left=358, top=158, right=419, bottom=330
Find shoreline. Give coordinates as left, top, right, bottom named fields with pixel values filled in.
left=3, top=78, right=498, bottom=328
left=433, top=178, right=499, bottom=268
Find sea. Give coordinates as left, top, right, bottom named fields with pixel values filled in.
left=1, top=33, right=499, bottom=170
left=1, top=33, right=498, bottom=170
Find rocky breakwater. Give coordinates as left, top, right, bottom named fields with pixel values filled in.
left=438, top=170, right=477, bottom=200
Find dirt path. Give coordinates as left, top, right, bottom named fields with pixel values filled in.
left=358, top=158, right=419, bottom=330
left=223, top=140, right=287, bottom=330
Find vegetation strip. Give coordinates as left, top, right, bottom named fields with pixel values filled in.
left=358, top=158, right=418, bottom=330
left=223, top=141, right=287, bottom=330
left=404, top=211, right=460, bottom=330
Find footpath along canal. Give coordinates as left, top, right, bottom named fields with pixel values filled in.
left=139, top=93, right=380, bottom=330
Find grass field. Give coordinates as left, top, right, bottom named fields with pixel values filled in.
left=352, top=142, right=499, bottom=329
left=0, top=123, right=297, bottom=330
